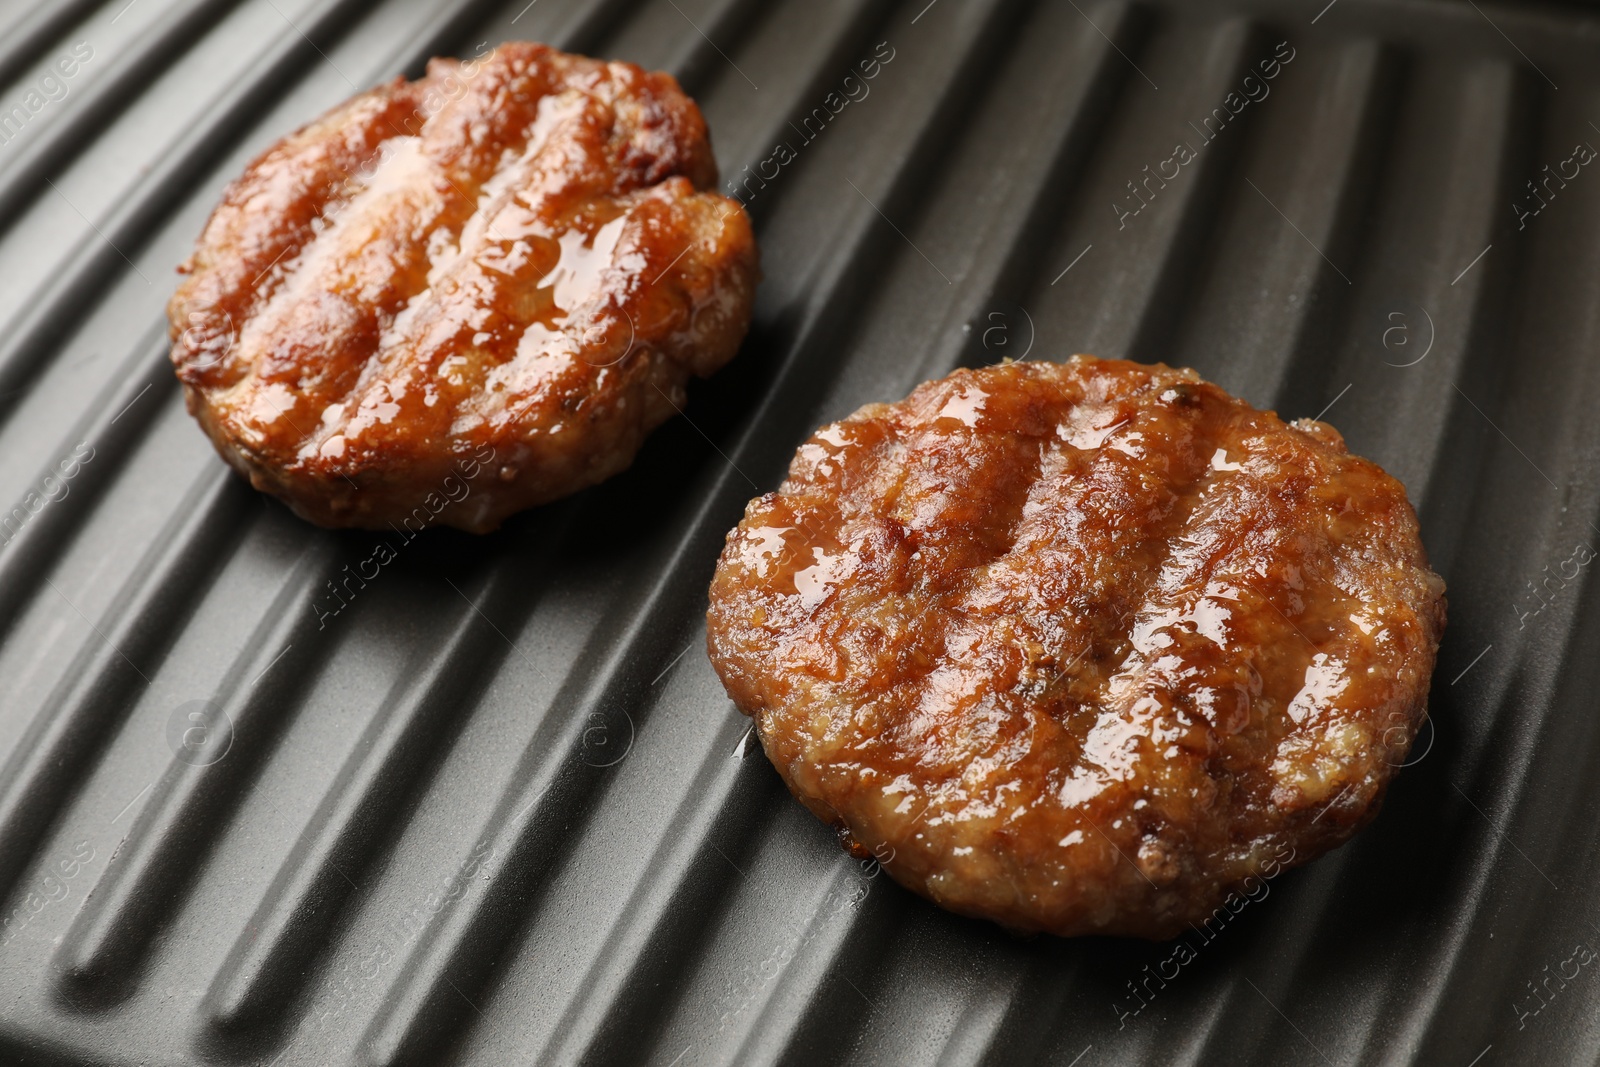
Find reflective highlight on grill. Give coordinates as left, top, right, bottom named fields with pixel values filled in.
left=0, top=0, right=1594, bottom=1065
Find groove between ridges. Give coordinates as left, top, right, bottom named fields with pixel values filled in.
left=0, top=0, right=1595, bottom=1064
left=200, top=509, right=575, bottom=1034
left=347, top=7, right=1045, bottom=1057
left=0, top=464, right=249, bottom=918
left=0, top=0, right=384, bottom=434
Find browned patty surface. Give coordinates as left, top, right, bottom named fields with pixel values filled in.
left=168, top=42, right=758, bottom=532
left=706, top=356, right=1446, bottom=938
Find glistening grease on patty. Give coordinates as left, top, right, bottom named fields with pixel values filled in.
left=707, top=356, right=1445, bottom=939
left=169, top=42, right=758, bottom=532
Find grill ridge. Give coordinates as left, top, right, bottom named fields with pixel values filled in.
left=0, top=1, right=1597, bottom=1064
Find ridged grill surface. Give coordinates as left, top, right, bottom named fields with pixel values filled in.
left=0, top=1, right=1595, bottom=1064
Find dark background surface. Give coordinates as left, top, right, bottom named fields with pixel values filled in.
left=0, top=0, right=1596, bottom=1063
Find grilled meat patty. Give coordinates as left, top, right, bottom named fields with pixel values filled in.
left=707, top=356, right=1445, bottom=939
left=168, top=42, right=758, bottom=532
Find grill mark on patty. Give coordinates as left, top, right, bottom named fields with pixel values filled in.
left=167, top=43, right=757, bottom=531
left=226, top=60, right=577, bottom=443
left=706, top=355, right=1445, bottom=938
left=172, top=82, right=430, bottom=392
left=941, top=366, right=1237, bottom=736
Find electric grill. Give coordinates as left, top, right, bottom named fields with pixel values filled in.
left=0, top=0, right=1596, bottom=1063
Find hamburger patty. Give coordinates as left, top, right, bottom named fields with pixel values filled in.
left=168, top=42, right=758, bottom=532
left=706, top=356, right=1446, bottom=939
